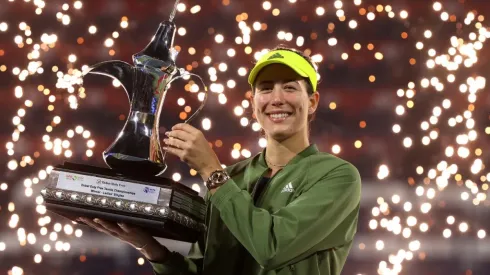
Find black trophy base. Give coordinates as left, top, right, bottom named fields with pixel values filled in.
left=42, top=162, right=206, bottom=243
left=46, top=200, right=199, bottom=242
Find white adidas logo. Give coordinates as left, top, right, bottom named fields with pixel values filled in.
left=281, top=182, right=294, bottom=193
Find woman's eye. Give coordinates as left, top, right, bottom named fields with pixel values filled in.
left=284, top=85, right=296, bottom=90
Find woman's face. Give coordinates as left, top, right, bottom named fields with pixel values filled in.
left=252, top=64, right=319, bottom=142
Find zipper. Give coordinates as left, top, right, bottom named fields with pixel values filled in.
left=235, top=168, right=273, bottom=274
left=255, top=168, right=283, bottom=207
left=250, top=170, right=268, bottom=206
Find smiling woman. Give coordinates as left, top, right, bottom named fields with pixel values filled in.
left=249, top=46, right=320, bottom=145
left=148, top=46, right=361, bottom=275
left=252, top=63, right=318, bottom=143
left=251, top=46, right=319, bottom=139
left=81, top=45, right=362, bottom=275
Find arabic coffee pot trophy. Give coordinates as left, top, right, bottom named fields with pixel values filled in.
left=82, top=0, right=208, bottom=177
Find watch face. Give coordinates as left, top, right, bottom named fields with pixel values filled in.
left=212, top=173, right=221, bottom=182
left=210, top=171, right=228, bottom=186
left=216, top=173, right=225, bottom=181
left=206, top=171, right=229, bottom=189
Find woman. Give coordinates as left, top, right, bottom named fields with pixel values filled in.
left=80, top=46, right=361, bottom=275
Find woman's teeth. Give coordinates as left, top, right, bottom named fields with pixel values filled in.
left=269, top=113, right=290, bottom=119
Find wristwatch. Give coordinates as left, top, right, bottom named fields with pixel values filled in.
left=205, top=169, right=230, bottom=190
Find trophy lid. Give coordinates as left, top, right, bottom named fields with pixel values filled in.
left=133, top=0, right=180, bottom=64
left=133, top=20, right=176, bottom=63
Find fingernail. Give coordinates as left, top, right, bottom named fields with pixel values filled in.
left=165, top=131, right=169, bottom=136
left=163, top=138, right=168, bottom=143
left=93, top=218, right=100, bottom=223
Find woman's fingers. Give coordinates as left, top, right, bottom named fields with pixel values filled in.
left=94, top=219, right=125, bottom=235
left=117, top=222, right=140, bottom=234
left=78, top=217, right=123, bottom=236
left=77, top=218, right=153, bottom=249
left=79, top=218, right=118, bottom=236
left=78, top=217, right=99, bottom=228
left=163, top=136, right=188, bottom=150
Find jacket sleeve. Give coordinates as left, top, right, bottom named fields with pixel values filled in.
left=209, top=162, right=361, bottom=270
left=149, top=240, right=203, bottom=275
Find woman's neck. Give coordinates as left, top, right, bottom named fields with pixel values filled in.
left=265, top=131, right=310, bottom=168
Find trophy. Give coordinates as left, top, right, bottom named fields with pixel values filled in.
left=41, top=0, right=208, bottom=243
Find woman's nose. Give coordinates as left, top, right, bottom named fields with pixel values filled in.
left=270, top=86, right=285, bottom=104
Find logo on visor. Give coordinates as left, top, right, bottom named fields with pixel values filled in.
left=267, top=53, right=284, bottom=60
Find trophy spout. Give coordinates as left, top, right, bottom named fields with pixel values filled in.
left=83, top=60, right=134, bottom=102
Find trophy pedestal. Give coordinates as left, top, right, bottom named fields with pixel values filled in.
left=41, top=162, right=206, bottom=243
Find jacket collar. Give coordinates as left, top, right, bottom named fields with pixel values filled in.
left=257, top=144, right=319, bottom=169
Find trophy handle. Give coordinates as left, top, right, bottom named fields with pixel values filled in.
left=159, top=69, right=208, bottom=172
left=166, top=69, right=209, bottom=125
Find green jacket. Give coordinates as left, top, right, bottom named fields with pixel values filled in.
left=151, top=144, right=361, bottom=275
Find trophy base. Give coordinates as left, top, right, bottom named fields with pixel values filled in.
left=41, top=162, right=206, bottom=243
left=47, top=200, right=199, bottom=242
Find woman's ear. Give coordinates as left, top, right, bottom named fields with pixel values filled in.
left=308, top=92, right=320, bottom=114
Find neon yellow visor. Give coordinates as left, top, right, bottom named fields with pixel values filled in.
left=248, top=49, right=318, bottom=92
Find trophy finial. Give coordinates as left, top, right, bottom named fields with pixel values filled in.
left=169, top=0, right=180, bottom=22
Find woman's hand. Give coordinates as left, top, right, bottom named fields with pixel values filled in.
left=163, top=123, right=223, bottom=180
left=78, top=217, right=168, bottom=262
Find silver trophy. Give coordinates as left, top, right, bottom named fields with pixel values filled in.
left=82, top=0, right=207, bottom=176
left=41, top=0, right=207, bottom=242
